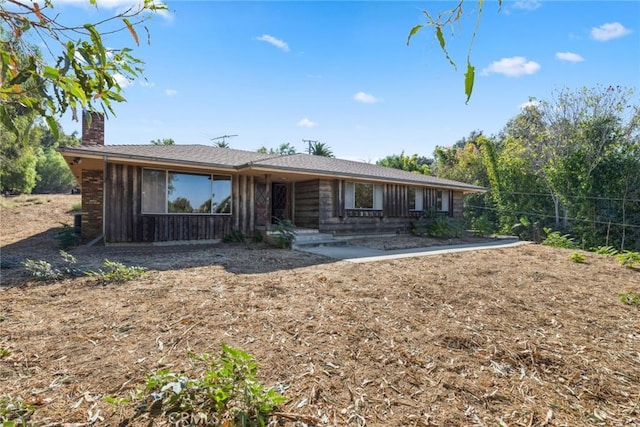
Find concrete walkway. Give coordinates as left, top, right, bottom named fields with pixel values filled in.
left=294, top=238, right=531, bottom=263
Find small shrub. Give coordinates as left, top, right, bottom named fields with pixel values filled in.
left=23, top=251, right=83, bottom=281
left=223, top=229, right=245, bottom=243
left=0, top=348, right=10, bottom=359
left=251, top=231, right=264, bottom=244
left=471, top=215, right=494, bottom=237
left=541, top=228, right=577, bottom=249
left=87, top=260, right=147, bottom=283
left=569, top=252, right=586, bottom=263
left=23, top=259, right=63, bottom=281
left=271, top=219, right=297, bottom=249
left=591, top=246, right=618, bottom=257
left=116, top=344, right=287, bottom=426
left=616, top=251, right=640, bottom=269
left=619, top=292, right=640, bottom=307
left=57, top=223, right=80, bottom=249
left=71, top=201, right=82, bottom=212
left=412, top=211, right=463, bottom=239
left=0, top=395, right=34, bottom=426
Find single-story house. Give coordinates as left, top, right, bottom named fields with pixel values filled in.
left=59, top=112, right=485, bottom=243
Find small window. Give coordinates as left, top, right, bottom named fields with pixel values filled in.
left=408, top=187, right=423, bottom=211
left=436, top=190, right=449, bottom=212
left=345, top=182, right=383, bottom=210
left=142, top=169, right=232, bottom=215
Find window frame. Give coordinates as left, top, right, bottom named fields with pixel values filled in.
left=345, top=181, right=383, bottom=210
left=141, top=168, right=232, bottom=215
left=408, top=187, right=423, bottom=211
left=435, top=189, right=449, bottom=212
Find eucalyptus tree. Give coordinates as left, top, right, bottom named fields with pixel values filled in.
left=1, top=0, right=165, bottom=138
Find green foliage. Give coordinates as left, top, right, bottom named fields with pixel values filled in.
left=407, top=1, right=503, bottom=103
left=23, top=252, right=145, bottom=283
left=33, top=149, right=77, bottom=194
left=271, top=219, right=297, bottom=249
left=57, top=223, right=80, bottom=249
left=150, top=138, right=175, bottom=145
left=0, top=1, right=166, bottom=138
left=308, top=141, right=334, bottom=157
left=569, top=252, right=586, bottom=263
left=0, top=348, right=10, bottom=359
left=616, top=251, right=640, bottom=269
left=591, top=246, right=618, bottom=257
left=0, top=395, right=34, bottom=427
left=0, top=143, right=38, bottom=194
left=377, top=151, right=431, bottom=175
left=223, top=229, right=246, bottom=243
left=541, top=228, right=578, bottom=249
left=23, top=250, right=81, bottom=281
left=412, top=210, right=463, bottom=239
left=122, top=344, right=287, bottom=426
left=619, top=292, right=640, bottom=307
left=71, top=201, right=82, bottom=212
left=470, top=214, right=494, bottom=236
left=257, top=143, right=296, bottom=156
left=87, top=260, right=147, bottom=283
left=251, top=231, right=264, bottom=244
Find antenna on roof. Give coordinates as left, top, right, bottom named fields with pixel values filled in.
left=302, top=139, right=318, bottom=154
left=211, top=134, right=238, bottom=147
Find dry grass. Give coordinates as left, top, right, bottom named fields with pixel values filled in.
left=1, top=194, right=639, bottom=426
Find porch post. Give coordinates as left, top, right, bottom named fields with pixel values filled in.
left=265, top=174, right=272, bottom=230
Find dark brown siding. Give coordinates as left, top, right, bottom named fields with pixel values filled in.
left=103, top=163, right=242, bottom=243
left=294, top=179, right=320, bottom=228
left=81, top=170, right=103, bottom=240
left=452, top=191, right=464, bottom=218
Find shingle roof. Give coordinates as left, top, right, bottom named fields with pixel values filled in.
left=60, top=144, right=484, bottom=192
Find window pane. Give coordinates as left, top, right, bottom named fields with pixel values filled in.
left=414, top=188, right=423, bottom=211
left=355, top=183, right=373, bottom=209
left=374, top=185, right=383, bottom=210
left=441, top=190, right=449, bottom=212
left=212, top=175, right=232, bottom=214
left=345, top=182, right=355, bottom=209
left=167, top=172, right=212, bottom=213
left=408, top=187, right=416, bottom=210
left=142, top=169, right=166, bottom=213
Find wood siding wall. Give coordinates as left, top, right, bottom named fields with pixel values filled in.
left=294, top=180, right=320, bottom=228
left=104, top=163, right=240, bottom=243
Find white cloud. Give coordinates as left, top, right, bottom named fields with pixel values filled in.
left=555, top=52, right=584, bottom=63
left=297, top=118, right=318, bottom=128
left=113, top=73, right=133, bottom=88
left=519, top=99, right=540, bottom=110
left=512, top=0, right=541, bottom=11
left=482, top=56, right=541, bottom=77
left=53, top=0, right=173, bottom=21
left=165, top=89, right=177, bottom=96
left=353, top=91, right=380, bottom=104
left=256, top=34, right=290, bottom=52
left=591, top=22, right=632, bottom=41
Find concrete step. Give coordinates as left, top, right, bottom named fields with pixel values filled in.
left=292, top=232, right=348, bottom=249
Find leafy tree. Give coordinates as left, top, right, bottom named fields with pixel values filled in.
left=308, top=141, right=334, bottom=157
left=257, top=143, right=296, bottom=156
left=150, top=138, right=175, bottom=146
left=214, top=140, right=230, bottom=148
left=377, top=151, right=431, bottom=175
left=0, top=0, right=165, bottom=138
left=407, top=1, right=503, bottom=103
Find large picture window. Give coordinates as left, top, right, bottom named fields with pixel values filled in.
left=345, top=182, right=383, bottom=210
left=142, top=169, right=232, bottom=214
left=408, top=187, right=423, bottom=211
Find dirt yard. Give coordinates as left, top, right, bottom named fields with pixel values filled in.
left=1, top=194, right=639, bottom=426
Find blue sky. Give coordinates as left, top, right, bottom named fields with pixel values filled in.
left=55, top=1, right=640, bottom=162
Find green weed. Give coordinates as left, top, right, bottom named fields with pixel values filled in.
left=591, top=246, right=618, bottom=256
left=112, top=344, right=287, bottom=426
left=619, top=292, right=640, bottom=307
left=223, top=229, right=245, bottom=243
left=0, top=395, right=34, bottom=427
left=616, top=251, right=640, bottom=268
left=542, top=228, right=577, bottom=249
left=87, top=260, right=147, bottom=283
left=271, top=219, right=297, bottom=249
left=569, top=252, right=586, bottom=263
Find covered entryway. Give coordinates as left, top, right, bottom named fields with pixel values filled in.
left=271, top=183, right=289, bottom=223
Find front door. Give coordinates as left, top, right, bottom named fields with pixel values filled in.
left=271, top=183, right=288, bottom=223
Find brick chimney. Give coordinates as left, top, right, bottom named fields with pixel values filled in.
left=81, top=110, right=105, bottom=146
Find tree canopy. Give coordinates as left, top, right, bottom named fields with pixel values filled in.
left=0, top=0, right=165, bottom=138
